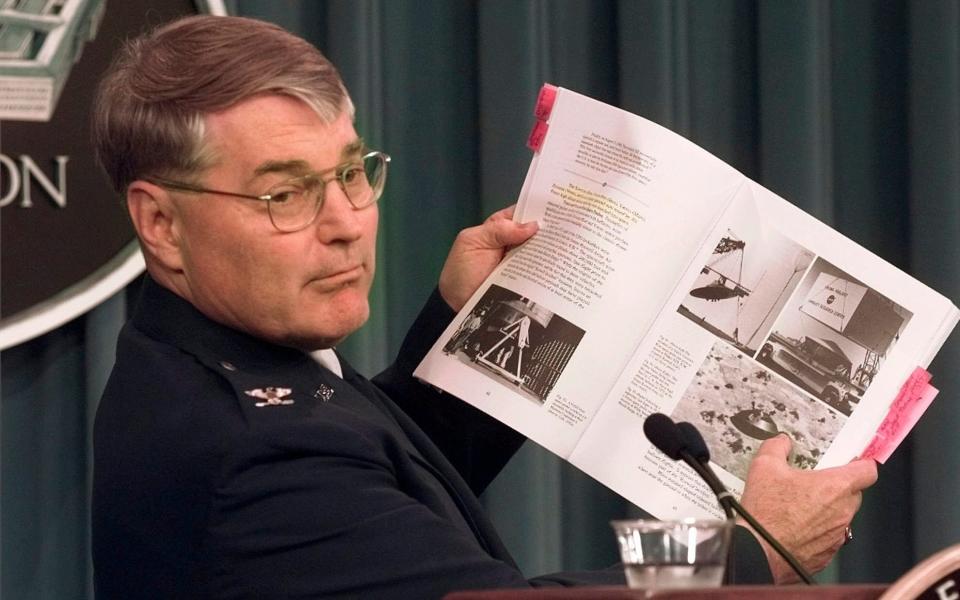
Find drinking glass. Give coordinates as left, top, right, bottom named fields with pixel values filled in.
left=610, top=518, right=732, bottom=592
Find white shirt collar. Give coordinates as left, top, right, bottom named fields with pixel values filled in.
left=310, top=348, right=343, bottom=378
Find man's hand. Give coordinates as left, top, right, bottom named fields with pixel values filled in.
left=438, top=206, right=538, bottom=311
left=739, top=433, right=878, bottom=583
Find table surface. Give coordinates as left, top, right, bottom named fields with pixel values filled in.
left=444, top=584, right=889, bottom=600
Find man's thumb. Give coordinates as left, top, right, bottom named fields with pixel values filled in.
left=756, top=432, right=793, bottom=460
left=483, top=219, right=538, bottom=249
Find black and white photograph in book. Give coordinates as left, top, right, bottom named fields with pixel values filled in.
left=672, top=341, right=844, bottom=481
left=678, top=227, right=815, bottom=356
left=756, top=258, right=913, bottom=416
left=443, top=284, right=585, bottom=404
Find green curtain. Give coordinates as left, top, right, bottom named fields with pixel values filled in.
left=2, top=1, right=958, bottom=597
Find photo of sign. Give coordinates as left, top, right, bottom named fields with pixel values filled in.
left=799, top=268, right=907, bottom=356
left=800, top=272, right=869, bottom=334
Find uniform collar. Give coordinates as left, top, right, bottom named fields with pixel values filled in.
left=132, top=275, right=315, bottom=373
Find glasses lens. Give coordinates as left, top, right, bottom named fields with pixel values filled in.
left=362, top=152, right=388, bottom=206
left=267, top=177, right=321, bottom=232
left=339, top=152, right=388, bottom=209
left=266, top=153, right=389, bottom=232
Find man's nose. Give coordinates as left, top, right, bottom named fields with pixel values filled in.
left=312, top=179, right=365, bottom=242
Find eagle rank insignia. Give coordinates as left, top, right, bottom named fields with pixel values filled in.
left=245, top=387, right=295, bottom=407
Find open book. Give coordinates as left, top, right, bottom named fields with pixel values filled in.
left=414, top=85, right=959, bottom=519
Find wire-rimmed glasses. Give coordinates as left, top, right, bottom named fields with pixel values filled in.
left=146, top=150, right=390, bottom=233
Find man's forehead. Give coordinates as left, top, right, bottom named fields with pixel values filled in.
left=203, top=96, right=361, bottom=176
left=251, top=138, right=366, bottom=178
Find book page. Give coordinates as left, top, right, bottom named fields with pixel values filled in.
left=414, top=88, right=745, bottom=457
left=569, top=181, right=959, bottom=519
left=418, top=84, right=957, bottom=519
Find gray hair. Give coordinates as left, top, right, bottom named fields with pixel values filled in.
left=92, top=15, right=354, bottom=193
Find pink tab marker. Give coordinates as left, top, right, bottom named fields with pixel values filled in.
left=861, top=367, right=937, bottom=463
left=534, top=83, right=559, bottom=120
left=527, top=119, right=549, bottom=152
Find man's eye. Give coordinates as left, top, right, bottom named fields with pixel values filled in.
left=269, top=188, right=304, bottom=204
left=341, top=166, right=365, bottom=186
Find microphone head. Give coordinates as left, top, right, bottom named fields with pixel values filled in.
left=643, top=413, right=684, bottom=460
left=676, top=422, right=710, bottom=463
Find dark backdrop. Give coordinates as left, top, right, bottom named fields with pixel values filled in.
left=2, top=1, right=958, bottom=597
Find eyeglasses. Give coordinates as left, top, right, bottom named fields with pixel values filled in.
left=147, top=151, right=390, bottom=233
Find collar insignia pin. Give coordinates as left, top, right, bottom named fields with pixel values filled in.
left=245, top=387, right=295, bottom=407
left=313, top=384, right=334, bottom=402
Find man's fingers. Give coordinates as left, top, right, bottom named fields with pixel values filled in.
left=438, top=205, right=538, bottom=312
left=485, top=205, right=516, bottom=223
left=755, top=432, right=793, bottom=461
left=499, top=219, right=538, bottom=247
left=821, top=458, right=879, bottom=491
left=471, top=204, right=535, bottom=249
left=472, top=217, right=537, bottom=250
left=845, top=459, right=879, bottom=489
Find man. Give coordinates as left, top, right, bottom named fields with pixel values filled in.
left=92, top=15, right=877, bottom=599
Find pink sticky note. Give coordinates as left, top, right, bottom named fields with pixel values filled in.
left=861, top=368, right=937, bottom=463
left=527, top=119, right=549, bottom=152
left=534, top=84, right=558, bottom=120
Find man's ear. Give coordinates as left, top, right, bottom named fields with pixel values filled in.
left=126, top=181, right=184, bottom=272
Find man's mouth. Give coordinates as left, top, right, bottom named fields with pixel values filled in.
left=313, top=265, right=364, bottom=289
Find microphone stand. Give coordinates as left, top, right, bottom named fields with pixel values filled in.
left=677, top=449, right=735, bottom=519
left=677, top=450, right=815, bottom=585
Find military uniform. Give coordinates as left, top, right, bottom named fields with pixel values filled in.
left=93, top=276, right=770, bottom=599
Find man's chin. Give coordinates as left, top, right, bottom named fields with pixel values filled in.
left=295, top=306, right=370, bottom=351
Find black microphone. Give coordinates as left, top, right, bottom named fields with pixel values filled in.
left=673, top=421, right=735, bottom=519
left=644, top=414, right=734, bottom=519
left=676, top=421, right=709, bottom=462
left=643, top=413, right=815, bottom=585
left=642, top=412, right=684, bottom=459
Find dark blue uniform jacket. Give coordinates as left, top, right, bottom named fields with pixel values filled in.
left=93, top=276, right=770, bottom=598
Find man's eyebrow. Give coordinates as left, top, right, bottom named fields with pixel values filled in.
left=341, top=138, right=366, bottom=159
left=251, top=138, right=367, bottom=179
left=252, top=159, right=313, bottom=178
